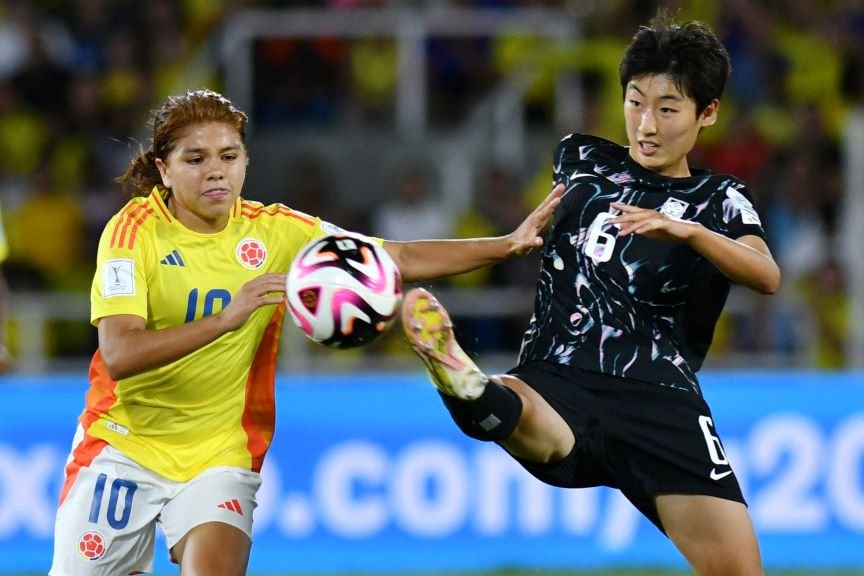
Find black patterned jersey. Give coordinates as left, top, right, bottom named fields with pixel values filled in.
left=518, top=133, right=767, bottom=394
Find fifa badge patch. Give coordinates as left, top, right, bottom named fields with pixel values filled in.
left=236, top=238, right=267, bottom=269
left=77, top=530, right=107, bottom=561
left=102, top=259, right=135, bottom=297
left=660, top=197, right=689, bottom=220
left=321, top=220, right=346, bottom=235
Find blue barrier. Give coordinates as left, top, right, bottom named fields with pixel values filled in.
left=0, top=371, right=863, bottom=573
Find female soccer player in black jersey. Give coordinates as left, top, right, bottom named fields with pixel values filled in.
left=403, top=13, right=780, bottom=576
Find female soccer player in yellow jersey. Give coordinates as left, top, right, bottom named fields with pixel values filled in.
left=49, top=89, right=563, bottom=575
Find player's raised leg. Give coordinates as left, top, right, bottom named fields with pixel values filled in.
left=401, top=287, right=488, bottom=399
left=402, top=287, right=519, bottom=443
left=402, top=288, right=574, bottom=463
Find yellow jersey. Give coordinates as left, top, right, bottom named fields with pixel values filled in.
left=79, top=188, right=336, bottom=481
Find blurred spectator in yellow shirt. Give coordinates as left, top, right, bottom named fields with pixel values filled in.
left=797, top=258, right=849, bottom=369
left=0, top=202, right=11, bottom=373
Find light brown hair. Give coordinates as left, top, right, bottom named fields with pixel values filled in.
left=116, top=89, right=248, bottom=197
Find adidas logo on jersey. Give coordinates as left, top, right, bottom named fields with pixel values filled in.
left=160, top=249, right=185, bottom=267
left=217, top=499, right=244, bottom=515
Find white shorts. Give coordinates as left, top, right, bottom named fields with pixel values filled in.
left=50, top=433, right=262, bottom=576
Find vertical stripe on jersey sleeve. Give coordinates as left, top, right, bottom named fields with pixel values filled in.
left=241, top=303, right=285, bottom=472
left=110, top=204, right=156, bottom=250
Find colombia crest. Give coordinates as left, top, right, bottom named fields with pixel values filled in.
left=236, top=238, right=267, bottom=269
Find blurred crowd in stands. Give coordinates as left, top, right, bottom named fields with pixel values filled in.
left=0, top=0, right=861, bottom=369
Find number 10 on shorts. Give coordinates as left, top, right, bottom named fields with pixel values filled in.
left=89, top=473, right=138, bottom=529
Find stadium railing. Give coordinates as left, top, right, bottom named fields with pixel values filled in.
left=8, top=286, right=812, bottom=375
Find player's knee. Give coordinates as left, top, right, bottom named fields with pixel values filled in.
left=439, top=381, right=522, bottom=442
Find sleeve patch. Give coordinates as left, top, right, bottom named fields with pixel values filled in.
left=725, top=187, right=761, bottom=226
left=320, top=220, right=346, bottom=235
left=102, top=259, right=135, bottom=297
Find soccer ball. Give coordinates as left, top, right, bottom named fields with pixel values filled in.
left=286, top=233, right=403, bottom=348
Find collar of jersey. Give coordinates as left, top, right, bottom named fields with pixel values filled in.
left=622, top=150, right=713, bottom=192
left=149, top=186, right=242, bottom=235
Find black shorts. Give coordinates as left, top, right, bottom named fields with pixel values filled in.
left=506, top=361, right=745, bottom=532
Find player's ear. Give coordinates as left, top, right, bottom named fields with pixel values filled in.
left=700, top=99, right=720, bottom=128
left=155, top=157, right=171, bottom=189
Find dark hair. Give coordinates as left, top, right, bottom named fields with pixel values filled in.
left=619, top=13, right=731, bottom=115
left=116, top=89, right=249, bottom=197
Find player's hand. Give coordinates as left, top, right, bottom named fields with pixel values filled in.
left=610, top=202, right=700, bottom=243
left=220, top=273, right=287, bottom=331
left=507, top=183, right=564, bottom=255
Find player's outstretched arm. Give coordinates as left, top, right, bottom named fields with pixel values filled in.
left=98, top=273, right=287, bottom=380
left=385, top=183, right=563, bottom=283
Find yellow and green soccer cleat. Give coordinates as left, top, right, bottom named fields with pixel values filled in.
left=401, top=288, right=488, bottom=400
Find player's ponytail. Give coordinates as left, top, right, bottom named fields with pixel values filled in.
left=116, top=147, right=162, bottom=198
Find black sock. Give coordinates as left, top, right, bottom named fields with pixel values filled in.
left=439, top=381, right=522, bottom=442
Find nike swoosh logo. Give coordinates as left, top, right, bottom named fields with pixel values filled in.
left=710, top=468, right=733, bottom=481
